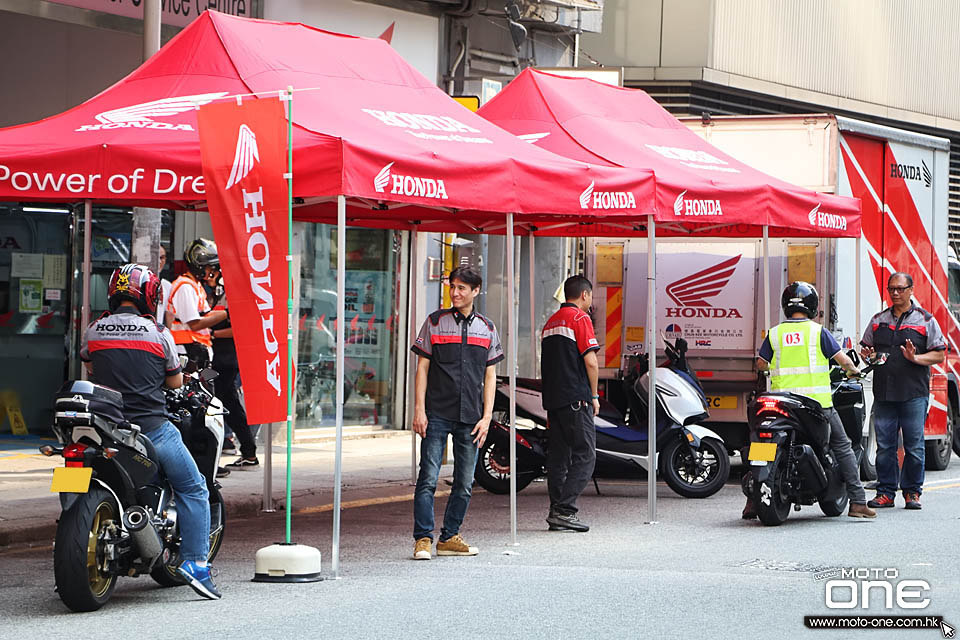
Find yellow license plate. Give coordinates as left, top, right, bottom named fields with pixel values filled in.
left=706, top=395, right=738, bottom=410
left=748, top=442, right=777, bottom=462
left=50, top=467, right=93, bottom=493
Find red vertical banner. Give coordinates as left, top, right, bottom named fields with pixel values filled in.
left=198, top=98, right=289, bottom=425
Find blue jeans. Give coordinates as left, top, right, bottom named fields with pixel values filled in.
left=873, top=397, right=928, bottom=497
left=149, top=421, right=211, bottom=562
left=413, top=417, right=478, bottom=542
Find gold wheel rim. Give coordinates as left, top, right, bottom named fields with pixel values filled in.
left=86, top=502, right=115, bottom=597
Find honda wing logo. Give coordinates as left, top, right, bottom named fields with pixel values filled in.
left=517, top=132, right=551, bottom=144
left=673, top=189, right=722, bottom=216
left=922, top=159, right=932, bottom=188
left=373, top=162, right=448, bottom=199
left=77, top=92, right=228, bottom=132
left=579, top=181, right=636, bottom=210
left=374, top=162, right=393, bottom=193
left=807, top=204, right=848, bottom=231
left=665, top=255, right=743, bottom=319
left=226, top=125, right=259, bottom=190
left=580, top=181, right=594, bottom=209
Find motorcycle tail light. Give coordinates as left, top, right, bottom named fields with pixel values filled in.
left=758, top=432, right=773, bottom=439
left=757, top=398, right=789, bottom=418
left=63, top=443, right=89, bottom=468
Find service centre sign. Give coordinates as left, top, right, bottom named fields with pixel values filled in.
left=50, top=0, right=253, bottom=28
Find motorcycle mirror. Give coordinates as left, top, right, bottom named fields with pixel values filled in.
left=847, top=348, right=861, bottom=366
left=200, top=367, right=219, bottom=382
left=872, top=352, right=889, bottom=366
left=179, top=355, right=189, bottom=369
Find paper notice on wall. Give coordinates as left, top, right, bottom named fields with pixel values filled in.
left=43, top=254, right=68, bottom=289
left=11, top=253, right=43, bottom=278
left=19, top=279, right=43, bottom=313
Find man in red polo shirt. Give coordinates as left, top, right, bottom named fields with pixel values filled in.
left=540, top=275, right=600, bottom=532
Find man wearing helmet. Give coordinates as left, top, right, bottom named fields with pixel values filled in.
left=742, top=281, right=876, bottom=520
left=80, top=264, right=221, bottom=600
left=167, top=238, right=227, bottom=368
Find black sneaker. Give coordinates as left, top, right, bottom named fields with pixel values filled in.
left=221, top=438, right=237, bottom=455
left=546, top=512, right=589, bottom=532
left=226, top=457, right=260, bottom=469
left=216, top=466, right=231, bottom=478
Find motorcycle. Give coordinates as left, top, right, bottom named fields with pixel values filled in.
left=474, top=336, right=730, bottom=499
left=741, top=351, right=887, bottom=526
left=44, top=364, right=227, bottom=612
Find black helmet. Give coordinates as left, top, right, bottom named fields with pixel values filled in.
left=184, top=238, right=219, bottom=279
left=781, top=281, right=819, bottom=319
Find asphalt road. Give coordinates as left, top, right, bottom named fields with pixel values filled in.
left=1, top=471, right=958, bottom=640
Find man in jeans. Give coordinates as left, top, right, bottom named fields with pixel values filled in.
left=862, top=272, right=946, bottom=510
left=411, top=267, right=503, bottom=560
left=540, top=275, right=600, bottom=532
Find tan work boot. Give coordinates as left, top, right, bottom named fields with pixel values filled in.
left=413, top=537, right=432, bottom=560
left=848, top=502, right=877, bottom=519
left=436, top=533, right=478, bottom=556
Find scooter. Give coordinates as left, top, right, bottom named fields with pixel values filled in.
left=474, top=336, right=730, bottom=498
left=741, top=352, right=886, bottom=526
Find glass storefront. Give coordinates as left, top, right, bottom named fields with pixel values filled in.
left=295, top=224, right=400, bottom=429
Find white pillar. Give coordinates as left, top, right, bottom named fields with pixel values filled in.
left=142, top=0, right=161, bottom=61
left=332, top=195, right=346, bottom=578
left=529, top=233, right=537, bottom=377
left=507, top=214, right=518, bottom=545
left=646, top=215, right=657, bottom=524
left=855, top=234, right=862, bottom=344
left=409, top=228, right=420, bottom=484
left=80, top=200, right=92, bottom=381
left=762, top=225, right=771, bottom=333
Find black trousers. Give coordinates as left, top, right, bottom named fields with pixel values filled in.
left=546, top=402, right=597, bottom=515
left=212, top=354, right=256, bottom=459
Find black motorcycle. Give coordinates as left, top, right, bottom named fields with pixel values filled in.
left=741, top=352, right=886, bottom=526
left=44, top=367, right=227, bottom=611
left=475, top=337, right=730, bottom=499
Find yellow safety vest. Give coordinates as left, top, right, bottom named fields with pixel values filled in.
left=768, top=320, right=832, bottom=408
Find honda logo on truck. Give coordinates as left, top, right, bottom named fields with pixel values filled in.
left=890, top=159, right=932, bottom=188
left=673, top=190, right=723, bottom=217
left=374, top=162, right=448, bottom=199
left=664, top=255, right=743, bottom=318
left=579, top=181, right=637, bottom=210
left=807, top=204, right=848, bottom=231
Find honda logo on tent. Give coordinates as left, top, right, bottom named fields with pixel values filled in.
left=807, top=204, right=848, bottom=231
left=673, top=190, right=723, bottom=217
left=226, top=125, right=259, bottom=190
left=579, top=181, right=636, bottom=210
left=373, top=162, right=448, bottom=199
left=76, top=92, right=228, bottom=132
left=665, top=255, right=743, bottom=318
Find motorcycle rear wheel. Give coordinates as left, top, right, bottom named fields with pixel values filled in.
left=818, top=472, right=849, bottom=517
left=474, top=439, right=537, bottom=494
left=54, top=486, right=119, bottom=612
left=150, top=486, right=227, bottom=587
left=659, top=436, right=730, bottom=498
left=755, top=459, right=792, bottom=526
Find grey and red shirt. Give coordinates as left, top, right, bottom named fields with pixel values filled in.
left=411, top=307, right=504, bottom=424
left=80, top=311, right=181, bottom=431
left=540, top=303, right=600, bottom=411
left=861, top=304, right=946, bottom=402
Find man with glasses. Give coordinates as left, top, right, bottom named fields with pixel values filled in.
left=861, top=272, right=946, bottom=510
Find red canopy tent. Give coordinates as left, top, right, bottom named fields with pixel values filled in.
left=478, top=68, right=861, bottom=238
left=0, top=13, right=655, bottom=233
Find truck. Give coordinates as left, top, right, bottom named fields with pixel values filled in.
left=587, top=114, right=955, bottom=476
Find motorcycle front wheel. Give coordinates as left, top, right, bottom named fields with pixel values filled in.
left=150, top=486, right=227, bottom=587
left=755, top=457, right=792, bottom=526
left=474, top=438, right=538, bottom=494
left=54, top=486, right=119, bottom=612
left=659, top=436, right=730, bottom=498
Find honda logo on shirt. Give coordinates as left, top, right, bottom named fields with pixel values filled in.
left=76, top=92, right=228, bottom=132
left=373, top=162, right=448, bottom=199
left=664, top=255, right=743, bottom=318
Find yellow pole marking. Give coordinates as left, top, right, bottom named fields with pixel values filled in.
left=295, top=489, right=452, bottom=515
left=923, top=482, right=960, bottom=492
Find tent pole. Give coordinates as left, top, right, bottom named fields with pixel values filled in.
left=855, top=234, right=862, bottom=344
left=507, top=213, right=518, bottom=546
left=763, top=225, right=771, bottom=333
left=409, top=228, right=420, bottom=484
left=646, top=215, right=657, bottom=524
left=333, top=194, right=346, bottom=578
left=80, top=200, right=92, bottom=381
left=529, top=233, right=536, bottom=377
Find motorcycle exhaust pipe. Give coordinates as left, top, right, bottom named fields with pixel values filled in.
left=121, top=505, right=164, bottom=564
